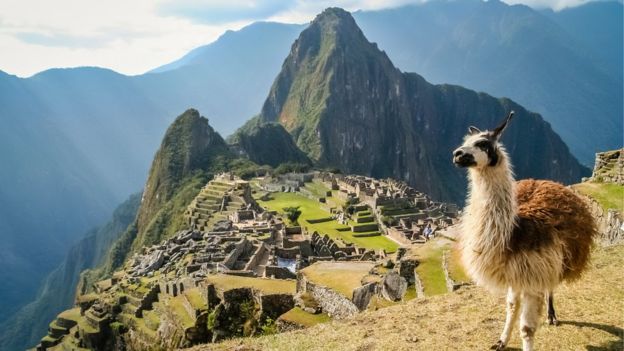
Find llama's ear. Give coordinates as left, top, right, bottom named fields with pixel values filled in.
left=491, top=111, right=515, bottom=140
left=468, top=126, right=481, bottom=135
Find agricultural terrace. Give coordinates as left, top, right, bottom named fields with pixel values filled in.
left=256, top=191, right=399, bottom=253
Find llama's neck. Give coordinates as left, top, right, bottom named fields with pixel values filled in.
left=463, top=153, right=517, bottom=253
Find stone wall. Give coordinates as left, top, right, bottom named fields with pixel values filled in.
left=135, top=285, right=160, bottom=317
left=222, top=238, right=251, bottom=269
left=581, top=192, right=624, bottom=245
left=386, top=226, right=413, bottom=246
left=296, top=273, right=359, bottom=319
left=259, top=294, right=295, bottom=321
left=243, top=243, right=268, bottom=271
left=265, top=266, right=297, bottom=279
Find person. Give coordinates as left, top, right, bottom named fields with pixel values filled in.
left=424, top=223, right=433, bottom=241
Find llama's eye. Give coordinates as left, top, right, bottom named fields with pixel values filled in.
left=474, top=140, right=490, bottom=149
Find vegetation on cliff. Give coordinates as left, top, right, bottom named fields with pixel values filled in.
left=80, top=109, right=261, bottom=291
left=229, top=116, right=311, bottom=168
left=0, top=193, right=141, bottom=351
left=259, top=7, right=589, bottom=202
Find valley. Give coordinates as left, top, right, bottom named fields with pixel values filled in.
left=35, top=172, right=467, bottom=350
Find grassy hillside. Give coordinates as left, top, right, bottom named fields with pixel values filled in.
left=573, top=182, right=624, bottom=215
left=198, top=244, right=623, bottom=350
left=257, top=192, right=398, bottom=252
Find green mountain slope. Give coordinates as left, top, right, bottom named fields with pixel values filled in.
left=80, top=108, right=257, bottom=290
left=0, top=193, right=141, bottom=351
left=229, top=116, right=311, bottom=167
left=259, top=7, right=588, bottom=202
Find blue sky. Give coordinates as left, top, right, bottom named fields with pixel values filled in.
left=0, top=0, right=605, bottom=77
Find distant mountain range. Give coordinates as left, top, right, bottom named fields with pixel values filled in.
left=243, top=7, right=587, bottom=201
left=0, top=0, right=619, bottom=345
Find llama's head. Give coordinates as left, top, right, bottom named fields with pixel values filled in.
left=453, top=111, right=514, bottom=169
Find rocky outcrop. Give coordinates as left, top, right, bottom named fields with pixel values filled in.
left=258, top=7, right=589, bottom=202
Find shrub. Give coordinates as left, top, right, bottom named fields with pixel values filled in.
left=260, top=317, right=278, bottom=335
left=283, top=206, right=302, bottom=224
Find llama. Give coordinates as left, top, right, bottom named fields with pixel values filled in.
left=452, top=111, right=597, bottom=351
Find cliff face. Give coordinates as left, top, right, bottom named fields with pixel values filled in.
left=229, top=117, right=311, bottom=168
left=85, top=109, right=241, bottom=286
left=260, top=7, right=589, bottom=202
left=136, top=109, right=231, bottom=237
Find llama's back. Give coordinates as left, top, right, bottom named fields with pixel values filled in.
left=515, top=179, right=598, bottom=282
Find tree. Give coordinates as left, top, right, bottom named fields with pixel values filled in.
left=283, top=206, right=302, bottom=225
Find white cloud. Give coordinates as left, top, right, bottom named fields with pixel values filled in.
left=0, top=0, right=604, bottom=77
left=0, top=0, right=247, bottom=77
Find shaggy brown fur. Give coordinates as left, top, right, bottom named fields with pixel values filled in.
left=513, top=179, right=597, bottom=282
left=454, top=111, right=599, bottom=350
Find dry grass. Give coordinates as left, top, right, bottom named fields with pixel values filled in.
left=205, top=274, right=296, bottom=295
left=192, top=244, right=624, bottom=351
left=300, top=262, right=375, bottom=299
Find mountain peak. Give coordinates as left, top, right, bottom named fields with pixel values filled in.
left=259, top=7, right=395, bottom=156
left=309, top=7, right=368, bottom=46
left=313, top=7, right=357, bottom=26
left=258, top=6, right=587, bottom=201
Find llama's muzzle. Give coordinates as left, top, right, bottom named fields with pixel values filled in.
left=453, top=148, right=475, bottom=167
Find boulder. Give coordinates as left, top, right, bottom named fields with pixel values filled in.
left=352, top=282, right=377, bottom=310
left=381, top=271, right=407, bottom=301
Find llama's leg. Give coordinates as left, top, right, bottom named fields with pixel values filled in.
left=546, top=291, right=558, bottom=326
left=519, top=291, right=544, bottom=351
left=491, top=287, right=520, bottom=350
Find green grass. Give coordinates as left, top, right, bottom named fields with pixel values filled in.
left=168, top=295, right=195, bottom=328
left=58, top=308, right=82, bottom=322
left=300, top=262, right=375, bottom=298
left=412, top=240, right=448, bottom=296
left=278, top=307, right=331, bottom=327
left=573, top=182, right=624, bottom=215
left=77, top=317, right=97, bottom=334
left=41, top=335, right=58, bottom=343
left=304, top=180, right=331, bottom=198
left=185, top=288, right=207, bottom=310
left=257, top=192, right=398, bottom=253
left=142, top=310, right=160, bottom=331
left=447, top=247, right=470, bottom=283
left=134, top=315, right=158, bottom=337
left=206, top=274, right=296, bottom=294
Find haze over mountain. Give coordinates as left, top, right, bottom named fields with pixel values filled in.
left=0, top=0, right=619, bottom=344
left=352, top=0, right=622, bottom=164
left=252, top=7, right=587, bottom=202
left=0, top=21, right=301, bottom=326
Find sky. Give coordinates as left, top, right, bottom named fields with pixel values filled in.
left=0, top=0, right=604, bottom=77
